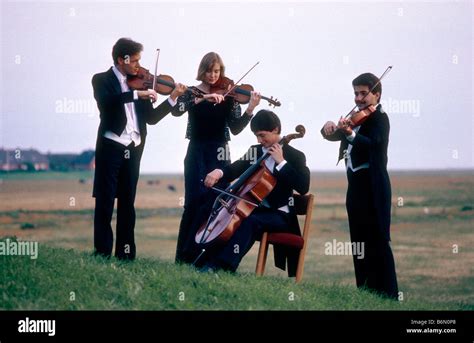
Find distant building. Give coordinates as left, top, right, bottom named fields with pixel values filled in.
left=72, top=150, right=95, bottom=171
left=48, top=150, right=95, bottom=171
left=0, top=148, right=49, bottom=171
left=0, top=148, right=95, bottom=171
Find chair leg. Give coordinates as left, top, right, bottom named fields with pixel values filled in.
left=295, top=249, right=305, bottom=283
left=261, top=241, right=268, bottom=274
left=255, top=232, right=269, bottom=276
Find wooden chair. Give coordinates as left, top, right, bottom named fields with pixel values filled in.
left=255, top=193, right=314, bottom=283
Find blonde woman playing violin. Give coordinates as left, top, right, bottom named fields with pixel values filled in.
left=172, top=52, right=261, bottom=264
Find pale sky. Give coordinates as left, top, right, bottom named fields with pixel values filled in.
left=1, top=0, right=472, bottom=172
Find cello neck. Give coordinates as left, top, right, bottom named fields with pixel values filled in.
left=226, top=150, right=270, bottom=192
left=225, top=125, right=306, bottom=192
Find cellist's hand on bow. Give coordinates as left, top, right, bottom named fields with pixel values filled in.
left=204, top=169, right=223, bottom=188
left=268, top=143, right=284, bottom=165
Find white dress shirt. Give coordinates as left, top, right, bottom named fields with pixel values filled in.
left=345, top=125, right=370, bottom=172
left=103, top=66, right=142, bottom=147
left=104, top=67, right=178, bottom=147
left=345, top=104, right=385, bottom=172
left=261, top=146, right=289, bottom=213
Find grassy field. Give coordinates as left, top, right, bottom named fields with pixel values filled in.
left=1, top=241, right=460, bottom=310
left=0, top=170, right=473, bottom=309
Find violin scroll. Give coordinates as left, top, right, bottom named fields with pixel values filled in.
left=267, top=96, right=281, bottom=108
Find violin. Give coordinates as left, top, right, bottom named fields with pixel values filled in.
left=342, top=105, right=377, bottom=128
left=195, top=125, right=306, bottom=246
left=127, top=66, right=202, bottom=98
left=210, top=76, right=281, bottom=107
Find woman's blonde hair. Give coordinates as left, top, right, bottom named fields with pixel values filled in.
left=196, top=52, right=225, bottom=81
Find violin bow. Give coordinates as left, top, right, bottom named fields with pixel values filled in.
left=152, top=48, right=160, bottom=92
left=221, top=61, right=260, bottom=98
left=213, top=61, right=260, bottom=106
left=344, top=65, right=393, bottom=119
left=208, top=184, right=259, bottom=207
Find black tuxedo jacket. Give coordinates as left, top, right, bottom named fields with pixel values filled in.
left=321, top=105, right=392, bottom=240
left=92, top=67, right=173, bottom=143
left=221, top=143, right=310, bottom=275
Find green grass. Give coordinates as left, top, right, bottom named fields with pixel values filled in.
left=1, top=239, right=465, bottom=311
left=1, top=170, right=472, bottom=310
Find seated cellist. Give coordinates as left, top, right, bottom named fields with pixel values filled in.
left=200, top=110, right=310, bottom=274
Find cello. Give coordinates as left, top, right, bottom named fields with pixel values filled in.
left=195, top=125, right=306, bottom=246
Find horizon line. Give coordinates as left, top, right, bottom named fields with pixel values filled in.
left=139, top=168, right=474, bottom=175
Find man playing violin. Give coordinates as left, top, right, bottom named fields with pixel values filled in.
left=92, top=37, right=186, bottom=260
left=201, top=110, right=310, bottom=274
left=321, top=73, right=398, bottom=299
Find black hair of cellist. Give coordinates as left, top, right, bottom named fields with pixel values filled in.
left=250, top=110, right=281, bottom=134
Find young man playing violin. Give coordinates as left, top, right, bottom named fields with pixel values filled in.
left=92, top=37, right=186, bottom=260
left=200, top=110, right=310, bottom=274
left=321, top=73, right=398, bottom=299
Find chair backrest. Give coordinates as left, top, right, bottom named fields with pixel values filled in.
left=293, top=193, right=313, bottom=216
left=294, top=193, right=314, bottom=282
left=295, top=193, right=314, bottom=240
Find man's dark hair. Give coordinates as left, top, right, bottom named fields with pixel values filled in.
left=250, top=110, right=281, bottom=134
left=112, top=38, right=143, bottom=64
left=352, top=73, right=382, bottom=101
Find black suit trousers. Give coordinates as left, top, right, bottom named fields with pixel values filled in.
left=346, top=168, right=398, bottom=299
left=205, top=207, right=291, bottom=272
left=93, top=137, right=143, bottom=260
